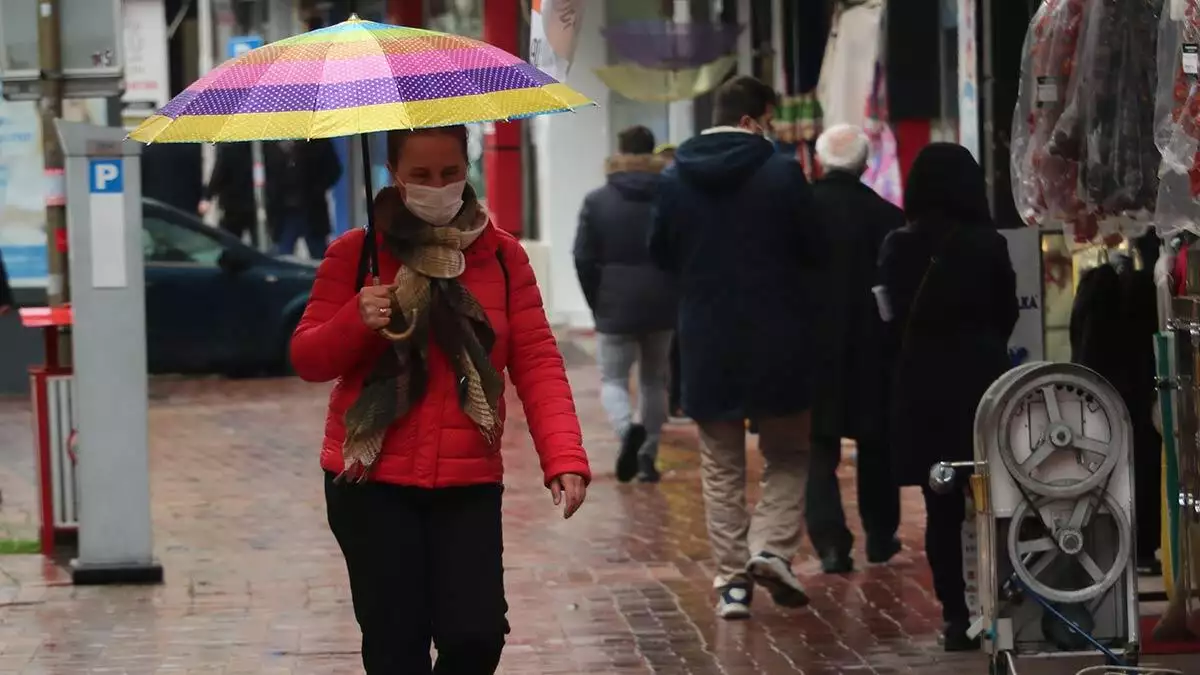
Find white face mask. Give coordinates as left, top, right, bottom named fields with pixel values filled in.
left=400, top=179, right=467, bottom=226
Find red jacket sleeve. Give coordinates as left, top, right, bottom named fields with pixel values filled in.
left=500, top=233, right=592, bottom=486
left=290, top=230, right=386, bottom=383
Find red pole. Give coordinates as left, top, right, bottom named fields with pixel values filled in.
left=387, top=0, right=422, bottom=26
left=483, top=0, right=524, bottom=236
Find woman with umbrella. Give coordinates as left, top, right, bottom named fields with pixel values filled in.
left=292, top=123, right=591, bottom=673
left=130, top=16, right=596, bottom=673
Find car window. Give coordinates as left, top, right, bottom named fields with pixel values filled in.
left=143, top=214, right=225, bottom=265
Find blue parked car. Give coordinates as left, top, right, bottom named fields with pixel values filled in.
left=141, top=199, right=317, bottom=375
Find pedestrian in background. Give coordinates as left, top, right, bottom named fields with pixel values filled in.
left=291, top=124, right=591, bottom=673
left=805, top=124, right=904, bottom=575
left=199, top=143, right=259, bottom=248
left=878, top=143, right=1017, bottom=652
left=265, top=139, right=342, bottom=259
left=200, top=139, right=342, bottom=258
left=650, top=75, right=824, bottom=620
left=574, top=125, right=677, bottom=483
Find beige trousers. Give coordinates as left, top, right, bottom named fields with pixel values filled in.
left=697, top=412, right=812, bottom=584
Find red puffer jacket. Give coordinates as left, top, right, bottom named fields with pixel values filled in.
left=290, top=224, right=591, bottom=488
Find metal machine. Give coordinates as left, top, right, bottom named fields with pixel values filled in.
left=931, top=361, right=1165, bottom=674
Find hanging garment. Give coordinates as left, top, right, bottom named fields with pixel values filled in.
left=818, top=1, right=884, bottom=129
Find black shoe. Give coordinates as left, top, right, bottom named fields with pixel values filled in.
left=866, top=537, right=902, bottom=565
left=942, top=622, right=981, bottom=652
left=820, top=550, right=854, bottom=575
left=616, top=424, right=646, bottom=483
left=636, top=455, right=661, bottom=483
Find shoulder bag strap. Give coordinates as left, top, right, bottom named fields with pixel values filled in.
left=900, top=228, right=959, bottom=352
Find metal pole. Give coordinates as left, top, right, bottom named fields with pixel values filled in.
left=38, top=0, right=70, bottom=362
left=198, top=0, right=218, bottom=227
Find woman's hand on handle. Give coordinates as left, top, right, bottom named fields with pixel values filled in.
left=358, top=284, right=397, bottom=330
left=549, top=473, right=587, bottom=519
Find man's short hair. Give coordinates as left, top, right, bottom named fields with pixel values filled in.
left=815, top=124, right=871, bottom=174
left=617, top=125, right=656, bottom=155
left=712, top=76, right=780, bottom=127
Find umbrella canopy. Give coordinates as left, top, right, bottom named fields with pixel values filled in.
left=129, top=14, right=594, bottom=144
left=601, top=20, right=743, bottom=70
left=595, top=55, right=738, bottom=104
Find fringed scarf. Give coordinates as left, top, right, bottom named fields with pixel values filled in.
left=337, top=184, right=505, bottom=483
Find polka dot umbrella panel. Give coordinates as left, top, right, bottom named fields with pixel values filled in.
left=128, top=14, right=596, bottom=143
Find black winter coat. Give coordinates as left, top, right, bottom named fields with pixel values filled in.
left=810, top=171, right=905, bottom=441
left=1070, top=261, right=1159, bottom=423
left=573, top=154, right=677, bottom=335
left=881, top=224, right=1018, bottom=486
left=650, top=130, right=824, bottom=422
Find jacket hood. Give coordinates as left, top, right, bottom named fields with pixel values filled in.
left=673, top=130, right=776, bottom=191
left=605, top=153, right=666, bottom=201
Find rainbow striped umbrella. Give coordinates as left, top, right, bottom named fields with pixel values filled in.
left=128, top=14, right=594, bottom=143
left=129, top=15, right=593, bottom=278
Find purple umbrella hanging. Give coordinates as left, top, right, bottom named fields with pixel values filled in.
left=601, top=20, right=744, bottom=70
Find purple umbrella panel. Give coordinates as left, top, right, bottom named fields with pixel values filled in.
left=601, top=20, right=745, bottom=70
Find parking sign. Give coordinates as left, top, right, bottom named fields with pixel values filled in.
left=89, top=158, right=124, bottom=193
left=87, top=158, right=127, bottom=288
left=227, top=35, right=264, bottom=60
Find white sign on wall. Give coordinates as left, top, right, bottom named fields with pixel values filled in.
left=1001, top=227, right=1045, bottom=366
left=529, top=0, right=586, bottom=80
left=122, top=0, right=170, bottom=111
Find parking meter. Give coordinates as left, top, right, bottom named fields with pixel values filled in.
left=54, top=120, right=161, bottom=584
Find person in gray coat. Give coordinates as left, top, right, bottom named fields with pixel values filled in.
left=574, top=125, right=678, bottom=483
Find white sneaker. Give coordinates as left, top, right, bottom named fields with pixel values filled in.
left=746, top=552, right=810, bottom=608
left=716, top=582, right=753, bottom=620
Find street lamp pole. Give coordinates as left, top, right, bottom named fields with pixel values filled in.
left=38, top=0, right=70, bottom=362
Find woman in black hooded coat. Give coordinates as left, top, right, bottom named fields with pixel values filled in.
left=879, top=143, right=1018, bottom=651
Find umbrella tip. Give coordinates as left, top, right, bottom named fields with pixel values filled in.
left=348, top=13, right=361, bottom=21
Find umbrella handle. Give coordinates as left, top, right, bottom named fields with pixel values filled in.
left=360, top=133, right=381, bottom=282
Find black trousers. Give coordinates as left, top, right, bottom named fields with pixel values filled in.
left=325, top=474, right=509, bottom=674
left=805, top=434, right=900, bottom=555
left=1132, top=418, right=1162, bottom=565
left=220, top=209, right=258, bottom=248
left=921, top=484, right=969, bottom=626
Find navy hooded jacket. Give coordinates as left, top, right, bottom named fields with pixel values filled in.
left=573, top=154, right=678, bottom=334
left=649, top=129, right=824, bottom=421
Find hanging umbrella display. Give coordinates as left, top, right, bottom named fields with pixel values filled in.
left=595, top=55, right=738, bottom=103
left=595, top=19, right=741, bottom=103
left=128, top=14, right=594, bottom=276
left=600, top=19, right=743, bottom=69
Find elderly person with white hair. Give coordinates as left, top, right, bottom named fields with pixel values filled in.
left=805, top=123, right=906, bottom=575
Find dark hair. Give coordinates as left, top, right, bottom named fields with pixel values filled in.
left=386, top=125, right=469, bottom=166
left=904, top=143, right=993, bottom=229
left=712, top=75, right=780, bottom=127
left=617, top=125, right=656, bottom=155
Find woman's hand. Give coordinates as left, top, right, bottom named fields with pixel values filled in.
left=358, top=284, right=397, bottom=330
left=549, top=473, right=587, bottom=519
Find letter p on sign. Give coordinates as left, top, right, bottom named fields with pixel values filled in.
left=89, top=159, right=123, bottom=194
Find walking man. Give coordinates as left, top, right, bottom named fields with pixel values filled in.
left=805, top=124, right=904, bottom=574
left=574, top=125, right=677, bottom=483
left=650, top=75, right=824, bottom=619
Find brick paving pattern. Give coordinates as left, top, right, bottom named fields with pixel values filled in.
left=0, top=346, right=1178, bottom=674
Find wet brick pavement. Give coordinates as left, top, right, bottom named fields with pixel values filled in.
left=0, top=341, right=1170, bottom=674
